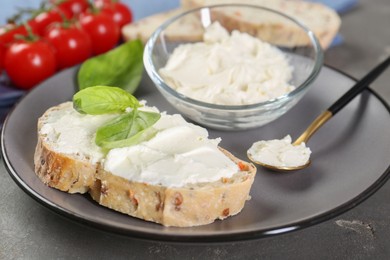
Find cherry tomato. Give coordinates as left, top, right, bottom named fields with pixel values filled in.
left=44, top=23, right=92, bottom=69
left=52, top=0, right=89, bottom=18
left=0, top=25, right=28, bottom=49
left=29, top=8, right=67, bottom=36
left=4, top=40, right=57, bottom=89
left=79, top=11, right=120, bottom=55
left=0, top=8, right=70, bottom=48
left=96, top=0, right=133, bottom=28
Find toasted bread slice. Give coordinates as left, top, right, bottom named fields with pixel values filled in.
left=34, top=102, right=256, bottom=226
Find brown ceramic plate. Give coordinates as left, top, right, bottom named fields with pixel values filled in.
left=2, top=65, right=390, bottom=242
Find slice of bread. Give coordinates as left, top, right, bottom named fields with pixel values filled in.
left=121, top=0, right=340, bottom=49
left=121, top=8, right=204, bottom=43
left=34, top=102, right=256, bottom=227
left=182, top=0, right=341, bottom=48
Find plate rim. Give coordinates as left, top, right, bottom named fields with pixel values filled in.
left=2, top=65, right=390, bottom=243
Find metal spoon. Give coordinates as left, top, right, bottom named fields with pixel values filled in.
left=248, top=56, right=390, bottom=171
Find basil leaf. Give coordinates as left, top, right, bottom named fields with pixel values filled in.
left=73, top=86, right=140, bottom=115
left=96, top=109, right=161, bottom=149
left=78, top=40, right=144, bottom=93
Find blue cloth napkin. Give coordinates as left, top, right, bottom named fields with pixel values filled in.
left=311, top=0, right=358, bottom=13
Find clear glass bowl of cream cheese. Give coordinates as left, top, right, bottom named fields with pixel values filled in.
left=144, top=4, right=323, bottom=130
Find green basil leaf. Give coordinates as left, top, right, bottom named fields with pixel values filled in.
left=96, top=109, right=161, bottom=149
left=73, top=86, right=140, bottom=115
left=78, top=40, right=144, bottom=93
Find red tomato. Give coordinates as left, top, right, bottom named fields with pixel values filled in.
left=53, top=0, right=89, bottom=18
left=29, top=8, right=66, bottom=36
left=4, top=40, right=57, bottom=89
left=44, top=23, right=92, bottom=69
left=79, top=11, right=120, bottom=55
left=0, top=8, right=69, bottom=48
left=97, top=1, right=133, bottom=28
left=0, top=26, right=28, bottom=49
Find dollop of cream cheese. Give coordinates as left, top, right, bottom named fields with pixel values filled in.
left=103, top=113, right=239, bottom=187
left=159, top=22, right=295, bottom=105
left=247, top=135, right=311, bottom=168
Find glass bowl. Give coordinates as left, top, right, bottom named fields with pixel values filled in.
left=144, top=4, right=323, bottom=130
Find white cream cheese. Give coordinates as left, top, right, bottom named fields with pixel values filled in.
left=40, top=102, right=239, bottom=187
left=40, top=102, right=117, bottom=163
left=103, top=113, right=239, bottom=187
left=247, top=135, right=311, bottom=168
left=159, top=22, right=295, bottom=106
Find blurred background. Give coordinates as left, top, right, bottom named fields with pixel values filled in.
left=0, top=0, right=180, bottom=21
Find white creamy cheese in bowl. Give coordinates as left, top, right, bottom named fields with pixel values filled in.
left=159, top=22, right=295, bottom=106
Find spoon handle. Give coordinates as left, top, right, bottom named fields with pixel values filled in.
left=328, top=56, right=390, bottom=115
left=294, top=56, right=390, bottom=145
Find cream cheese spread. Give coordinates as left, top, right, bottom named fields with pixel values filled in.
left=40, top=102, right=239, bottom=187
left=40, top=102, right=117, bottom=164
left=104, top=113, right=239, bottom=187
left=247, top=135, right=311, bottom=168
left=160, top=22, right=295, bottom=105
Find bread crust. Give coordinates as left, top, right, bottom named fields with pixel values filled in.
left=34, top=137, right=97, bottom=193
left=34, top=103, right=257, bottom=227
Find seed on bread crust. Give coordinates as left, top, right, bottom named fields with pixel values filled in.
left=222, top=208, right=230, bottom=217
left=101, top=182, right=108, bottom=195
left=173, top=192, right=183, bottom=211
left=128, top=189, right=139, bottom=208
left=155, top=192, right=164, bottom=211
left=221, top=177, right=229, bottom=183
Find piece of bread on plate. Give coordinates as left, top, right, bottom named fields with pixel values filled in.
left=122, top=0, right=340, bottom=49
left=34, top=102, right=256, bottom=227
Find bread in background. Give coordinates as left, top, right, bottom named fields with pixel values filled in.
left=121, top=0, right=341, bottom=49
